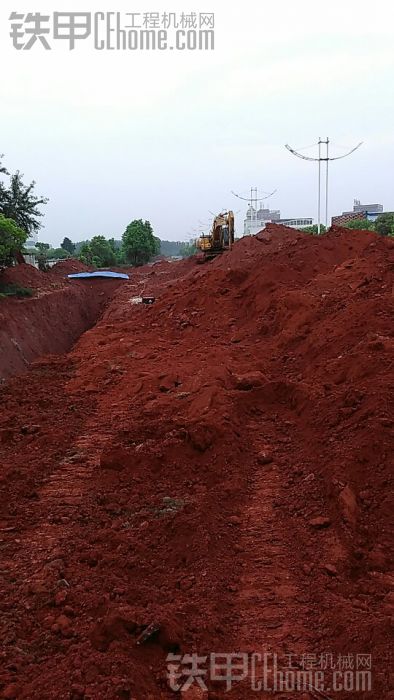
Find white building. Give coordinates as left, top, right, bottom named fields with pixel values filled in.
left=244, top=205, right=280, bottom=236
left=279, top=217, right=313, bottom=229
left=244, top=205, right=313, bottom=235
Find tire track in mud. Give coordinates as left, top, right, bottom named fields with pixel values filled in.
left=224, top=416, right=315, bottom=700
left=1, top=230, right=392, bottom=698
left=0, top=404, right=113, bottom=644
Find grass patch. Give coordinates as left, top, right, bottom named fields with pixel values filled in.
left=0, top=284, right=34, bottom=298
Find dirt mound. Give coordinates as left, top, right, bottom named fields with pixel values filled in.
left=50, top=258, right=91, bottom=276
left=0, top=226, right=392, bottom=698
left=0, top=263, right=55, bottom=292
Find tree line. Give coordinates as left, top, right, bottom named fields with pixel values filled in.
left=32, top=223, right=161, bottom=269
left=0, top=154, right=162, bottom=268
left=303, top=215, right=394, bottom=236
left=68, top=221, right=161, bottom=267
left=30, top=228, right=195, bottom=269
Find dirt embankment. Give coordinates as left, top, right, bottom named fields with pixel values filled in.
left=0, top=228, right=392, bottom=699
left=0, top=262, right=124, bottom=380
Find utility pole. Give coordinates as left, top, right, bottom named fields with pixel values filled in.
left=232, top=187, right=277, bottom=235
left=318, top=138, right=322, bottom=234
left=285, top=139, right=363, bottom=234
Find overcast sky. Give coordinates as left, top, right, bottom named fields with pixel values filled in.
left=1, top=0, right=393, bottom=244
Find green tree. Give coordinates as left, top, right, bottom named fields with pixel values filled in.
left=179, top=241, right=197, bottom=257
left=160, top=240, right=183, bottom=256
left=107, top=238, right=126, bottom=265
left=122, top=219, right=159, bottom=266
left=107, top=238, right=123, bottom=264
left=343, top=219, right=375, bottom=230
left=302, top=224, right=327, bottom=234
left=78, top=236, right=116, bottom=267
left=0, top=171, right=48, bottom=235
left=35, top=242, right=50, bottom=252
left=36, top=253, right=49, bottom=272
left=108, top=238, right=123, bottom=250
left=116, top=249, right=125, bottom=264
left=79, top=242, right=94, bottom=266
left=74, top=240, right=90, bottom=254
left=0, top=214, right=28, bottom=266
left=90, top=235, right=116, bottom=266
left=375, top=213, right=394, bottom=237
left=61, top=237, right=76, bottom=255
left=32, top=245, right=70, bottom=271
left=49, top=247, right=71, bottom=259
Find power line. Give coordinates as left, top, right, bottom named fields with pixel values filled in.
left=285, top=138, right=363, bottom=233
left=231, top=188, right=277, bottom=202
left=231, top=187, right=277, bottom=235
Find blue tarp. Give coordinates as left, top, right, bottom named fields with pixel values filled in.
left=67, top=271, right=130, bottom=280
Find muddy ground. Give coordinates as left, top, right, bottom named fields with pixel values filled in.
left=0, top=226, right=392, bottom=699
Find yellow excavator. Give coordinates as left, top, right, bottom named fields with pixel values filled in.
left=196, top=211, right=235, bottom=260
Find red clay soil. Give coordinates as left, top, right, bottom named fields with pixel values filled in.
left=49, top=260, right=92, bottom=277
left=0, top=261, right=91, bottom=294
left=1, top=259, right=90, bottom=292
left=0, top=263, right=125, bottom=379
left=0, top=263, right=60, bottom=293
left=0, top=226, right=393, bottom=699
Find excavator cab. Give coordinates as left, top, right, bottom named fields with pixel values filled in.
left=197, top=211, right=234, bottom=259
left=198, top=233, right=214, bottom=252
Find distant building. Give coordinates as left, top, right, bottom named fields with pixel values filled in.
left=353, top=199, right=383, bottom=214
left=278, top=218, right=313, bottom=229
left=244, top=205, right=312, bottom=235
left=244, top=205, right=280, bottom=236
left=25, top=232, right=38, bottom=248
left=332, top=199, right=384, bottom=226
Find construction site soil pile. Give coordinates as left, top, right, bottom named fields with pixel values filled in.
left=0, top=226, right=392, bottom=699
left=49, top=260, right=92, bottom=277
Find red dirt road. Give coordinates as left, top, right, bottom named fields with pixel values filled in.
left=0, top=227, right=393, bottom=699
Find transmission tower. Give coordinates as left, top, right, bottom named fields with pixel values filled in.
left=232, top=186, right=277, bottom=234
left=285, top=138, right=363, bottom=234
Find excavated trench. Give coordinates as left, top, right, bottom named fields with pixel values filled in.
left=0, top=279, right=123, bottom=381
